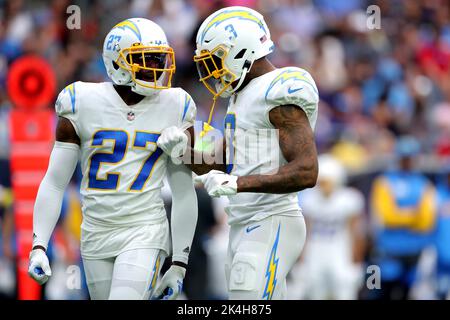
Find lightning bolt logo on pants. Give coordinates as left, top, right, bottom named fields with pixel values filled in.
left=149, top=255, right=161, bottom=292
left=262, top=223, right=281, bottom=300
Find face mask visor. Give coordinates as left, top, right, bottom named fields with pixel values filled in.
left=194, top=46, right=236, bottom=98
left=117, top=45, right=176, bottom=89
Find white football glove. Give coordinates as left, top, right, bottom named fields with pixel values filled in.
left=157, top=126, right=188, bottom=158
left=28, top=248, right=52, bottom=285
left=152, top=265, right=186, bottom=300
left=195, top=170, right=238, bottom=197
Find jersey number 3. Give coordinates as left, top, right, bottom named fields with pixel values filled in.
left=88, top=130, right=163, bottom=191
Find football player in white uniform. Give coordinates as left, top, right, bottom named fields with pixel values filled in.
left=298, top=154, right=366, bottom=300
left=28, top=18, right=198, bottom=300
left=157, top=7, right=319, bottom=299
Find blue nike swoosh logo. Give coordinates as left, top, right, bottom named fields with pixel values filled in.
left=288, top=87, right=303, bottom=94
left=246, top=225, right=261, bottom=233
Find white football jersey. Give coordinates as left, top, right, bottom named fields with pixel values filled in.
left=224, top=67, right=319, bottom=225
left=300, top=187, right=364, bottom=246
left=55, top=81, right=196, bottom=229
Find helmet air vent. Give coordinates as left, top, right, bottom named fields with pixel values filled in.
left=234, top=49, right=246, bottom=59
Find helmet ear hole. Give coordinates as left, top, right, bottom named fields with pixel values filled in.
left=112, top=61, right=120, bottom=70
left=234, top=49, right=246, bottom=59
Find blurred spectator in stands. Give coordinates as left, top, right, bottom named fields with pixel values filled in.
left=432, top=102, right=450, bottom=160
left=292, top=154, right=366, bottom=300
left=369, top=136, right=437, bottom=299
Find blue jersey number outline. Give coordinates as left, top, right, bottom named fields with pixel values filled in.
left=88, top=129, right=162, bottom=191
left=88, top=130, right=128, bottom=190
left=128, top=131, right=163, bottom=191
left=224, top=113, right=236, bottom=174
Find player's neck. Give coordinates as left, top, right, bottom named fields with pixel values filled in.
left=235, top=58, right=276, bottom=93
left=113, top=84, right=146, bottom=106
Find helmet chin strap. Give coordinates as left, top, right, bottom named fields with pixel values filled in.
left=200, top=62, right=252, bottom=137
left=226, top=60, right=252, bottom=96
left=233, top=70, right=250, bottom=92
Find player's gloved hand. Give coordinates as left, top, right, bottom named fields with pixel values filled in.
left=152, top=265, right=186, bottom=300
left=157, top=126, right=188, bottom=158
left=195, top=170, right=238, bottom=197
left=28, top=248, right=52, bottom=285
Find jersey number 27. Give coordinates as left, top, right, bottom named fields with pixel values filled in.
left=88, top=129, right=162, bottom=191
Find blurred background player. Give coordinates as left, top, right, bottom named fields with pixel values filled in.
left=28, top=18, right=198, bottom=300
left=369, top=136, right=437, bottom=300
left=294, top=154, right=366, bottom=300
left=157, top=6, right=319, bottom=300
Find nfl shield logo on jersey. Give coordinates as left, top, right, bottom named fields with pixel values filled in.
left=127, top=111, right=135, bottom=121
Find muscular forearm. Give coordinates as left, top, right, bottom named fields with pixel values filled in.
left=159, top=127, right=226, bottom=175
left=237, top=160, right=317, bottom=193
left=33, top=142, right=79, bottom=249
left=236, top=105, right=318, bottom=194
left=187, top=126, right=226, bottom=175
left=184, top=147, right=226, bottom=175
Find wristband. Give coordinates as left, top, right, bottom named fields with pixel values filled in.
left=172, top=261, right=188, bottom=269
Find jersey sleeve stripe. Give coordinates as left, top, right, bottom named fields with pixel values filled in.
left=63, top=83, right=76, bottom=113
left=71, top=83, right=76, bottom=113
left=181, top=94, right=191, bottom=121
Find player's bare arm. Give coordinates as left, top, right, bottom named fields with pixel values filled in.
left=236, top=105, right=318, bottom=193
left=350, top=214, right=366, bottom=263
left=157, top=125, right=226, bottom=174
left=56, top=117, right=81, bottom=145
left=184, top=126, right=226, bottom=175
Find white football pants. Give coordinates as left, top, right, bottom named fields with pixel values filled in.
left=82, top=248, right=165, bottom=300
left=225, top=214, right=306, bottom=300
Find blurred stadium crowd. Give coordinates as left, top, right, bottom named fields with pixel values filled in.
left=1, top=0, right=450, bottom=300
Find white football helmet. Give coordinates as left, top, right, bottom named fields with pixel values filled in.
left=318, top=154, right=347, bottom=187
left=102, top=18, right=176, bottom=96
left=194, top=6, right=274, bottom=99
